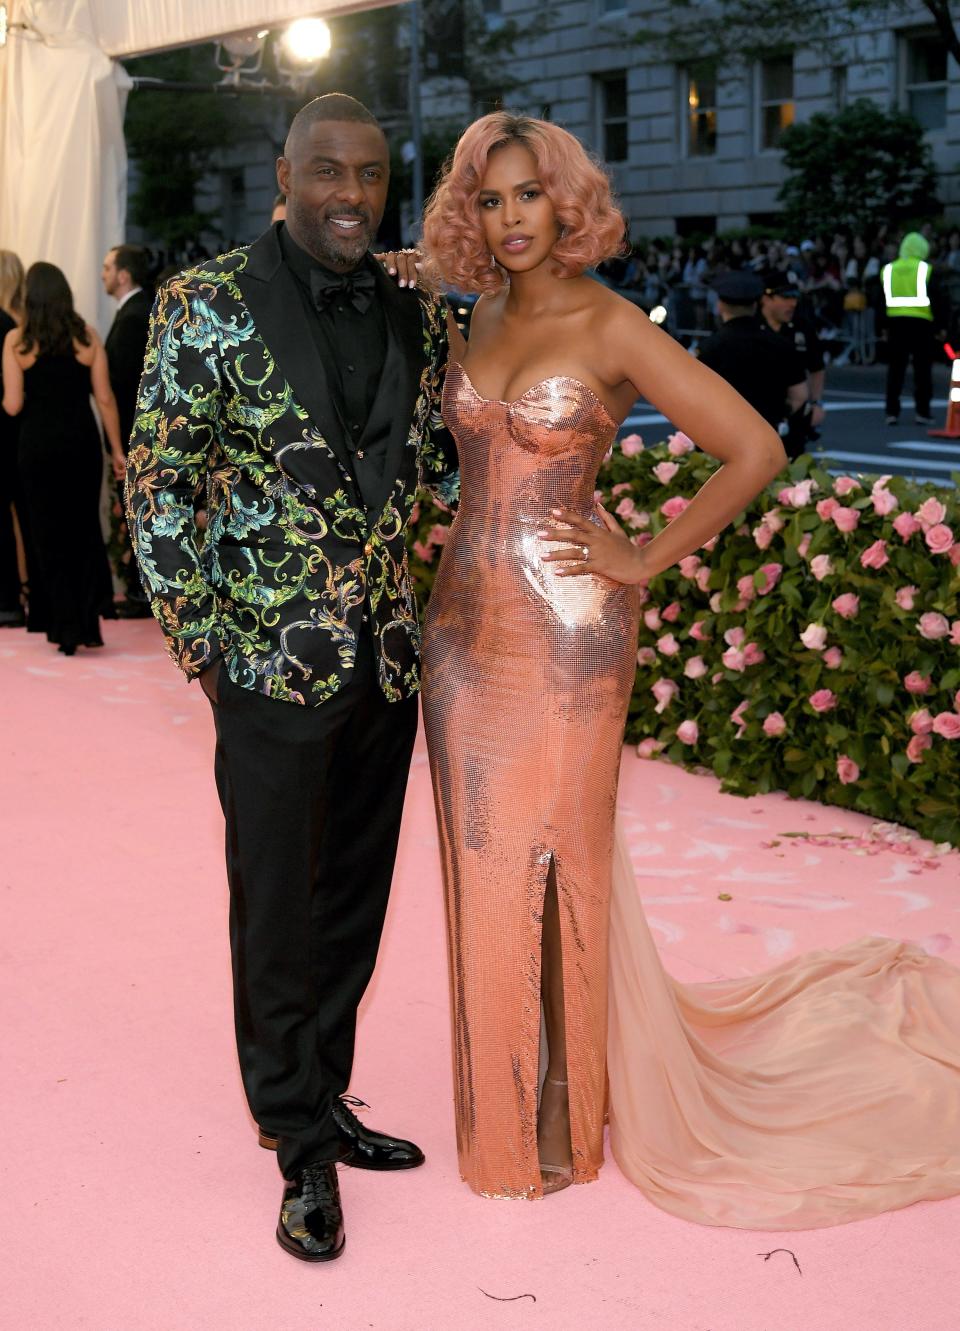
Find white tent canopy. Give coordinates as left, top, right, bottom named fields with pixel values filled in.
left=0, top=0, right=393, bottom=328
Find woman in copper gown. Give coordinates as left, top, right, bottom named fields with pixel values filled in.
left=417, top=113, right=960, bottom=1225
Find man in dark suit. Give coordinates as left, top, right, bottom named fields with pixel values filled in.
left=102, top=243, right=153, bottom=615
left=125, top=95, right=458, bottom=1263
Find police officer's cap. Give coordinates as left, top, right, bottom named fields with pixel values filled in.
left=762, top=268, right=801, bottom=298
left=711, top=270, right=763, bottom=302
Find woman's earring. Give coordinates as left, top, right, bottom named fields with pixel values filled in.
left=489, top=251, right=497, bottom=269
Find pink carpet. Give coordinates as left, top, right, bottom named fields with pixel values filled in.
left=2, top=620, right=959, bottom=1331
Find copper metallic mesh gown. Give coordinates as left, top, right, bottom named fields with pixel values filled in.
left=424, top=362, right=960, bottom=1224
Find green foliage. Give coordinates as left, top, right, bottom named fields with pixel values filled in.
left=123, top=46, right=264, bottom=249
left=778, top=100, right=940, bottom=237
left=409, top=449, right=960, bottom=847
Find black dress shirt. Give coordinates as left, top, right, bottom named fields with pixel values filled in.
left=279, top=225, right=389, bottom=501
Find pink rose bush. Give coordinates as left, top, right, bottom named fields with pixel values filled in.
left=411, top=446, right=960, bottom=844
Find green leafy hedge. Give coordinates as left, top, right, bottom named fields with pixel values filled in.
left=409, top=443, right=960, bottom=847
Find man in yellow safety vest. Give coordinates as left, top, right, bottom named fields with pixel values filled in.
left=882, top=232, right=944, bottom=426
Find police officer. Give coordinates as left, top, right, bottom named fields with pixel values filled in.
left=760, top=268, right=826, bottom=432
left=698, top=270, right=809, bottom=457
left=881, top=232, right=948, bottom=426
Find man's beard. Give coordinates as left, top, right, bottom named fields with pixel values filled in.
left=286, top=197, right=376, bottom=270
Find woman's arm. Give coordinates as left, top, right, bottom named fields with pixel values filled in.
left=87, top=332, right=126, bottom=479
left=543, top=301, right=786, bottom=584
left=2, top=329, right=24, bottom=415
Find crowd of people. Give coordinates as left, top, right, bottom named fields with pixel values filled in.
left=598, top=224, right=960, bottom=361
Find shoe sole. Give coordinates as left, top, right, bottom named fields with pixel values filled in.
left=275, top=1227, right=345, bottom=1262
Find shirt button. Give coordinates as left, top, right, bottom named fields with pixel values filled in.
left=337, top=305, right=345, bottom=313
left=357, top=449, right=365, bottom=458
left=351, top=423, right=360, bottom=432
left=346, top=363, right=356, bottom=373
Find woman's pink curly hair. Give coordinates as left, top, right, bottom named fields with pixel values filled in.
left=421, top=112, right=626, bottom=295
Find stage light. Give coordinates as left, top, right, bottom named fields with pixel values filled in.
left=281, top=17, right=332, bottom=64
left=649, top=304, right=667, bottom=325
left=221, top=29, right=267, bottom=62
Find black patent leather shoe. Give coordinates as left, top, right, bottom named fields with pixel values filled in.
left=259, top=1096, right=425, bottom=1171
left=276, top=1162, right=345, bottom=1263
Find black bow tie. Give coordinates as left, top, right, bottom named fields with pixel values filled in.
left=310, top=264, right=376, bottom=315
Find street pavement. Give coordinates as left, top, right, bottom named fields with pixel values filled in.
left=621, top=360, right=958, bottom=485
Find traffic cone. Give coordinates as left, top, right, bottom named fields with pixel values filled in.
left=929, top=348, right=960, bottom=438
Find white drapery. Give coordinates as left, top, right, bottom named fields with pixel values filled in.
left=0, top=0, right=394, bottom=329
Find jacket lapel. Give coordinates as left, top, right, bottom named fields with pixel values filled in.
left=362, top=263, right=427, bottom=518
left=236, top=225, right=355, bottom=479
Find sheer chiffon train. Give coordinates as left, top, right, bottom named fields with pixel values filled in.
left=608, top=820, right=960, bottom=1229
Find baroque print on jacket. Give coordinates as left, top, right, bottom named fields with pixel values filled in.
left=125, top=230, right=459, bottom=706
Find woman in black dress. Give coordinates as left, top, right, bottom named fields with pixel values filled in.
left=1, top=263, right=126, bottom=655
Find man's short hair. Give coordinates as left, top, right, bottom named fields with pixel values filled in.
left=284, top=94, right=384, bottom=157
left=111, top=244, right=151, bottom=289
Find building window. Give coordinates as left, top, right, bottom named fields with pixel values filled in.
left=684, top=62, right=717, bottom=157
left=599, top=0, right=627, bottom=14
left=596, top=73, right=628, bottom=162
left=831, top=65, right=847, bottom=111
left=758, top=54, right=794, bottom=150
left=903, top=32, right=947, bottom=131
left=481, top=0, right=504, bottom=29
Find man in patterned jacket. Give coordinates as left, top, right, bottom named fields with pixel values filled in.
left=126, top=95, right=458, bottom=1263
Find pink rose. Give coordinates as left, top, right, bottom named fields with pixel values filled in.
left=893, top=511, right=922, bottom=540
left=800, top=623, right=828, bottom=651
left=757, top=562, right=783, bottom=594
left=661, top=601, right=681, bottom=623
left=932, top=712, right=960, bottom=740
left=627, top=511, right=650, bottom=530
left=620, top=433, right=644, bottom=457
left=762, top=508, right=785, bottom=533
left=637, top=737, right=664, bottom=759
left=724, top=626, right=745, bottom=648
left=925, top=524, right=955, bottom=554
left=952, top=621, right=960, bottom=646
left=762, top=712, right=786, bottom=737
left=809, top=689, right=837, bottom=713
left=661, top=496, right=690, bottom=521
left=810, top=554, right=833, bottom=582
left=615, top=496, right=637, bottom=519
left=859, top=539, right=889, bottom=570
left=678, top=555, right=701, bottom=579
left=722, top=647, right=746, bottom=672
left=695, top=565, right=712, bottom=592
left=895, top=585, right=918, bottom=611
left=816, top=497, right=840, bottom=520
left=611, top=482, right=632, bottom=496
left=684, top=655, right=708, bottom=679
left=797, top=533, right=812, bottom=558
left=689, top=620, right=710, bottom=642
left=743, top=641, right=766, bottom=666
left=636, top=646, right=657, bottom=666
left=906, top=734, right=932, bottom=763
left=916, top=497, right=947, bottom=529
left=918, top=612, right=950, bottom=641
left=909, top=709, right=934, bottom=735
left=735, top=574, right=756, bottom=603
left=730, top=699, right=750, bottom=736
left=753, top=523, right=773, bottom=551
left=651, top=678, right=679, bottom=713
left=836, top=755, right=859, bottom=785
left=903, top=671, right=932, bottom=695
left=833, top=476, right=861, bottom=497
left=709, top=593, right=723, bottom=613
left=657, top=633, right=680, bottom=656
left=822, top=646, right=843, bottom=669
left=653, top=460, right=679, bottom=485
left=667, top=431, right=695, bottom=456
left=950, top=544, right=960, bottom=567
left=831, top=593, right=860, bottom=620
left=427, top=524, right=450, bottom=546
left=643, top=607, right=662, bottom=631
left=677, top=719, right=699, bottom=745
left=632, top=532, right=653, bottom=548
left=780, top=479, right=815, bottom=507
left=871, top=488, right=898, bottom=517
left=832, top=506, right=860, bottom=533
left=702, top=536, right=718, bottom=553
left=412, top=540, right=434, bottom=563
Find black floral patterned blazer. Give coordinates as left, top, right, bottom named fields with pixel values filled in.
left=125, top=226, right=459, bottom=706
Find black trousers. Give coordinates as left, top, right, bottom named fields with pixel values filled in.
left=210, top=634, right=419, bottom=1177
left=885, top=318, right=934, bottom=418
